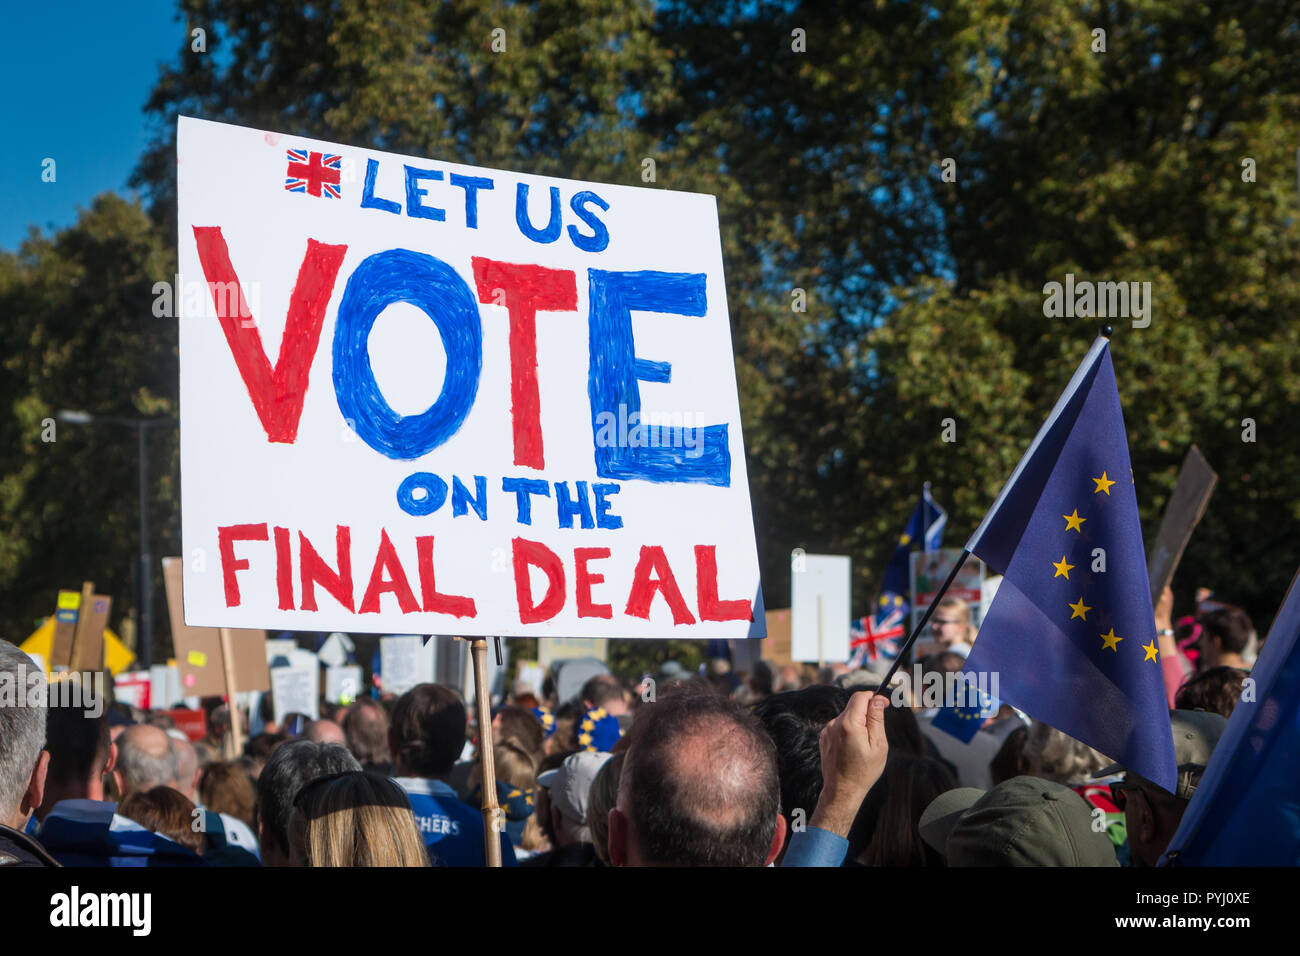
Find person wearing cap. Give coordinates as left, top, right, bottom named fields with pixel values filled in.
left=1100, top=709, right=1228, bottom=866
left=522, top=751, right=611, bottom=866
left=919, top=776, right=1121, bottom=866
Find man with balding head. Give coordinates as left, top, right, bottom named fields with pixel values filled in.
left=608, top=687, right=788, bottom=866
left=305, top=718, right=346, bottom=746
left=113, top=724, right=180, bottom=799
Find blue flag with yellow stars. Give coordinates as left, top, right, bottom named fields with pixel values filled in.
left=577, top=706, right=622, bottom=752
left=962, top=336, right=1177, bottom=793
left=930, top=675, right=1001, bottom=744
left=879, top=483, right=948, bottom=614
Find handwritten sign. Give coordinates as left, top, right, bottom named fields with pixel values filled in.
left=1147, top=445, right=1218, bottom=604
left=177, top=118, right=763, bottom=639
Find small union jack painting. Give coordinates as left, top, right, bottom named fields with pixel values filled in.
left=285, top=149, right=342, bottom=198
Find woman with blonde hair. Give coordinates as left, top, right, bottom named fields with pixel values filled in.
left=288, top=771, right=429, bottom=867
left=468, top=740, right=545, bottom=860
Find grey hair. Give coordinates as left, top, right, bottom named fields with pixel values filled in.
left=117, top=729, right=180, bottom=793
left=0, top=640, right=47, bottom=820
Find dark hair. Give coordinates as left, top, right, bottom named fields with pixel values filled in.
left=990, top=724, right=1030, bottom=785
left=343, top=697, right=392, bottom=769
left=858, top=754, right=955, bottom=867
left=494, top=705, right=544, bottom=760
left=245, top=732, right=288, bottom=760
left=580, top=674, right=623, bottom=709
left=1200, top=606, right=1253, bottom=655
left=255, top=740, right=360, bottom=855
left=753, top=685, right=851, bottom=823
left=44, top=682, right=111, bottom=787
left=390, top=684, right=466, bottom=777
left=622, top=687, right=779, bottom=866
left=119, top=786, right=204, bottom=855
left=1175, top=666, right=1249, bottom=718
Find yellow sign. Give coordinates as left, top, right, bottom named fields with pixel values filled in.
left=187, top=650, right=208, bottom=668
left=19, top=617, right=135, bottom=676
left=56, top=591, right=80, bottom=610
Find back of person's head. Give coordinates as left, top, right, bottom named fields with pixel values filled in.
left=119, top=786, right=204, bottom=855
left=390, top=684, right=465, bottom=778
left=493, top=740, right=544, bottom=853
left=343, top=697, right=392, bottom=769
left=0, top=640, right=46, bottom=826
left=616, top=687, right=779, bottom=866
left=588, top=751, right=624, bottom=865
left=989, top=724, right=1029, bottom=785
left=304, top=718, right=346, bottom=745
left=1200, top=605, right=1253, bottom=656
left=199, top=760, right=257, bottom=828
left=1175, top=666, right=1249, bottom=718
left=44, top=676, right=111, bottom=790
left=857, top=754, right=956, bottom=866
left=1021, top=722, right=1108, bottom=785
left=289, top=770, right=428, bottom=867
left=753, top=685, right=851, bottom=828
left=173, top=735, right=199, bottom=799
left=580, top=674, right=623, bottom=709
left=115, top=722, right=179, bottom=798
left=245, top=731, right=288, bottom=761
left=256, top=740, right=360, bottom=860
left=494, top=705, right=545, bottom=760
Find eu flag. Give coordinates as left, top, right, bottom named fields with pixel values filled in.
left=879, top=483, right=947, bottom=614
left=962, top=337, right=1176, bottom=792
left=1161, top=566, right=1300, bottom=864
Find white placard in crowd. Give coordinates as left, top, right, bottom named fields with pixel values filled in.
left=177, top=117, right=763, bottom=640
left=791, top=553, right=851, bottom=663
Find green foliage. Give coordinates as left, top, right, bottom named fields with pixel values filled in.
left=3, top=0, right=1299, bottom=656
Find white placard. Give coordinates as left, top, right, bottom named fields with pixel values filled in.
left=177, top=117, right=763, bottom=640
left=380, top=634, right=425, bottom=696
left=325, top=665, right=364, bottom=705
left=791, top=553, right=851, bottom=663
left=270, top=652, right=320, bottom=723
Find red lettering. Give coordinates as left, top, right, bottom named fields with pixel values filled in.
left=416, top=536, right=476, bottom=617
left=512, top=537, right=566, bottom=624
left=574, top=547, right=613, bottom=619
left=217, top=523, right=268, bottom=607
left=300, top=527, right=354, bottom=613
left=358, top=530, right=420, bottom=614
left=625, top=546, right=696, bottom=625
left=695, top=545, right=752, bottom=621
left=273, top=526, right=294, bottom=610
left=192, top=227, right=347, bottom=443
left=471, top=258, right=578, bottom=470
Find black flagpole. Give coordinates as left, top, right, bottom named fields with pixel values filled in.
left=874, top=549, right=973, bottom=693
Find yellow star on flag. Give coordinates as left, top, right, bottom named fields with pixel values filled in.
left=1052, top=556, right=1075, bottom=580
left=578, top=732, right=593, bottom=746
left=1100, top=628, right=1122, bottom=651
left=1142, top=640, right=1159, bottom=662
left=581, top=719, right=595, bottom=731
left=1068, top=597, right=1092, bottom=620
left=899, top=533, right=911, bottom=546
left=1093, top=472, right=1115, bottom=495
left=1063, top=509, right=1086, bottom=533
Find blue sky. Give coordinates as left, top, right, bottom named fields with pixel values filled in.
left=0, top=3, right=181, bottom=250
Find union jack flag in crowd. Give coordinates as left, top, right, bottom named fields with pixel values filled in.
left=848, top=606, right=906, bottom=667
left=285, top=149, right=342, bottom=198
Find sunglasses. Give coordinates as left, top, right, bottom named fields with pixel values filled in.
left=1108, top=779, right=1144, bottom=811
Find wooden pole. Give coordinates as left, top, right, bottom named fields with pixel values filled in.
left=470, top=638, right=503, bottom=867
left=219, top=627, right=244, bottom=758
left=65, top=580, right=96, bottom=672
left=816, top=593, right=824, bottom=671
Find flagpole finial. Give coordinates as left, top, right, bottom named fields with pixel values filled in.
left=1100, top=325, right=1113, bottom=339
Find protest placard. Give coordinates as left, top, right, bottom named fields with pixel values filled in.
left=791, top=554, right=851, bottom=664
left=1147, top=445, right=1218, bottom=604
left=114, top=671, right=152, bottom=710
left=177, top=117, right=763, bottom=640
left=537, top=637, right=608, bottom=669
left=910, top=548, right=985, bottom=642
left=379, top=634, right=426, bottom=696
left=761, top=608, right=793, bottom=666
left=325, top=664, right=363, bottom=705
left=47, top=585, right=112, bottom=672
left=270, top=650, right=320, bottom=724
left=164, top=557, right=270, bottom=697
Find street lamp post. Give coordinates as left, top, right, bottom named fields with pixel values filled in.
left=57, top=411, right=176, bottom=670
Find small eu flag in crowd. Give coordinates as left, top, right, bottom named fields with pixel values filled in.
left=962, top=336, right=1177, bottom=792
left=878, top=482, right=947, bottom=617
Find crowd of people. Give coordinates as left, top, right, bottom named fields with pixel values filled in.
left=0, top=585, right=1252, bottom=868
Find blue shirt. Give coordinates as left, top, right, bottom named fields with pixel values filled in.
left=36, top=800, right=204, bottom=868
left=394, top=777, right=518, bottom=868
left=781, top=826, right=849, bottom=867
